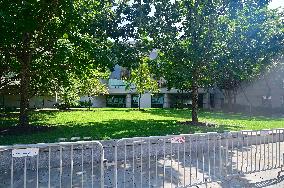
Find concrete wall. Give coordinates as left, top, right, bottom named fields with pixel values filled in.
left=211, top=68, right=284, bottom=111
left=126, top=94, right=131, bottom=108
left=163, top=93, right=170, bottom=108
left=1, top=95, right=57, bottom=109
left=29, top=96, right=56, bottom=108
left=79, top=95, right=106, bottom=108
left=235, top=80, right=284, bottom=108
left=139, top=93, right=152, bottom=108
left=1, top=95, right=20, bottom=108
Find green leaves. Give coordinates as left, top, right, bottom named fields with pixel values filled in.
left=79, top=68, right=110, bottom=97
left=56, top=68, right=110, bottom=108
left=0, top=0, right=118, bottom=96
left=214, top=2, right=284, bottom=92
left=126, top=58, right=159, bottom=95
left=63, top=33, right=69, bottom=39
left=0, top=0, right=121, bottom=125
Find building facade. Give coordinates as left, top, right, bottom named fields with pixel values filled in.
left=211, top=68, right=284, bottom=113
left=0, top=65, right=209, bottom=109
left=1, top=65, right=284, bottom=113
left=79, top=65, right=209, bottom=109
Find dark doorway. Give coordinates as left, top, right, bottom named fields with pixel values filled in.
left=210, top=93, right=215, bottom=108
left=131, top=95, right=139, bottom=108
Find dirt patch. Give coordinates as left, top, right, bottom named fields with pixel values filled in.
left=0, top=125, right=55, bottom=136
left=178, top=121, right=216, bottom=127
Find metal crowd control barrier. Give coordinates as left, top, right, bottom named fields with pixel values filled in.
left=1, top=129, right=284, bottom=188
left=0, top=141, right=104, bottom=188
left=113, top=129, right=284, bottom=188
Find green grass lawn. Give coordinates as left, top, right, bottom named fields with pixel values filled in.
left=1, top=108, right=284, bottom=145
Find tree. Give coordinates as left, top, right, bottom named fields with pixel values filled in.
left=147, top=0, right=222, bottom=122
left=55, top=69, right=109, bottom=110
left=122, top=0, right=284, bottom=122
left=56, top=75, right=81, bottom=110
left=214, top=2, right=284, bottom=111
left=126, top=58, right=159, bottom=110
left=0, top=0, right=116, bottom=126
left=79, top=69, right=109, bottom=110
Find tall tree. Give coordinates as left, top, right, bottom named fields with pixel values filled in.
left=214, top=2, right=284, bottom=110
left=0, top=0, right=116, bottom=126
left=116, top=0, right=282, bottom=122
left=126, top=58, right=159, bottom=110
left=79, top=69, right=109, bottom=110
left=148, top=0, right=221, bottom=122
left=55, top=69, right=109, bottom=110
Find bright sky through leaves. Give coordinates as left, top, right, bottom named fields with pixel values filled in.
left=269, top=0, right=283, bottom=9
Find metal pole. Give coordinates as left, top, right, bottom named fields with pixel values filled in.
left=91, top=144, right=94, bottom=188
left=124, top=140, right=126, bottom=188
left=140, top=138, right=143, bottom=188
left=24, top=157, right=27, bottom=188
left=60, top=146, right=62, bottom=188
left=48, top=147, right=51, bottom=188
left=114, top=142, right=118, bottom=188
left=11, top=156, right=13, bottom=188
left=81, top=145, right=84, bottom=188
left=36, top=150, right=39, bottom=188
left=100, top=144, right=104, bottom=188
left=70, top=145, right=73, bottom=188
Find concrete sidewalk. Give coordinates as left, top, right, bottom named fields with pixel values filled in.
left=205, top=169, right=284, bottom=188
left=2, top=153, right=284, bottom=188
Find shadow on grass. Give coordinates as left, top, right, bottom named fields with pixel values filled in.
left=142, top=108, right=284, bottom=122
left=1, top=108, right=281, bottom=145
left=0, top=110, right=60, bottom=126
left=0, top=118, right=241, bottom=145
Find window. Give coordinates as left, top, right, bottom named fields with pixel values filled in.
left=106, top=95, right=126, bottom=107
left=131, top=95, right=139, bottom=108
left=151, top=94, right=164, bottom=108
left=262, top=95, right=272, bottom=106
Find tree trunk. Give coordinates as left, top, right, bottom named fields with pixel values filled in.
left=19, top=33, right=31, bottom=126
left=88, top=96, right=91, bottom=111
left=19, top=53, right=31, bottom=126
left=181, top=90, right=184, bottom=108
left=227, top=90, right=233, bottom=112
left=233, top=90, right=237, bottom=104
left=138, top=93, right=141, bottom=110
left=191, top=83, right=198, bottom=123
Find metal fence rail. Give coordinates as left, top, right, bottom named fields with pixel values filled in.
left=0, top=141, right=104, bottom=188
left=228, top=129, right=284, bottom=175
left=0, top=129, right=284, bottom=188
left=114, top=134, right=223, bottom=188
left=113, top=129, right=284, bottom=188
